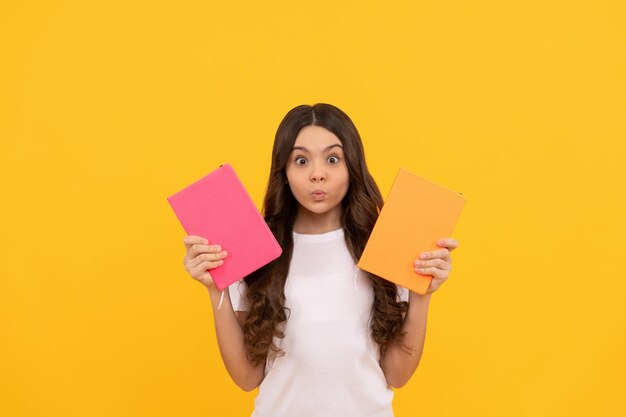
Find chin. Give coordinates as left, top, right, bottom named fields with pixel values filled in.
left=299, top=200, right=339, bottom=215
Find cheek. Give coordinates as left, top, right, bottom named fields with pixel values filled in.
left=286, top=171, right=306, bottom=193
left=338, top=168, right=350, bottom=188
left=285, top=166, right=298, bottom=185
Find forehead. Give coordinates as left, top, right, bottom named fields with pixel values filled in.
left=292, top=125, right=342, bottom=150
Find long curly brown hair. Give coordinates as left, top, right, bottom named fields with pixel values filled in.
left=241, top=103, right=410, bottom=367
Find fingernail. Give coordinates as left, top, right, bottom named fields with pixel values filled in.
left=420, top=254, right=428, bottom=259
left=216, top=246, right=221, bottom=251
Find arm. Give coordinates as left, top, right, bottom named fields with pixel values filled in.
left=380, top=291, right=431, bottom=388
left=380, top=237, right=458, bottom=388
left=208, top=287, right=265, bottom=391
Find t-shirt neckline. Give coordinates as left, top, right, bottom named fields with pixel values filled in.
left=292, top=227, right=344, bottom=243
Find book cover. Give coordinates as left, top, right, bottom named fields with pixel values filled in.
left=358, top=167, right=466, bottom=295
left=166, top=163, right=282, bottom=291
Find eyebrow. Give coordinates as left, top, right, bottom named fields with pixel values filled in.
left=291, top=144, right=343, bottom=153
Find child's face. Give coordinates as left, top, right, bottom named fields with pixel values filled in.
left=285, top=125, right=350, bottom=216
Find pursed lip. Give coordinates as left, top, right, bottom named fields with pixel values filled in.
left=311, top=189, right=327, bottom=195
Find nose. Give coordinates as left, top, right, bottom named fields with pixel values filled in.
left=310, top=164, right=326, bottom=182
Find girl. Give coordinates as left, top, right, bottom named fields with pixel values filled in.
left=182, top=103, right=459, bottom=417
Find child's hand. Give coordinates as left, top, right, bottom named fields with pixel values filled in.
left=413, top=237, right=459, bottom=294
left=182, top=235, right=229, bottom=291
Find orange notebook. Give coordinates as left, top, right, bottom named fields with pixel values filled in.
left=357, top=168, right=467, bottom=295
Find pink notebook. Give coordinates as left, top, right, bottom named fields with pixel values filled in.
left=166, top=163, right=282, bottom=291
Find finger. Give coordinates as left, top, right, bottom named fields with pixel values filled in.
left=414, top=256, right=452, bottom=276
left=189, top=243, right=223, bottom=258
left=414, top=265, right=434, bottom=276
left=414, top=264, right=433, bottom=276
left=415, top=266, right=449, bottom=281
left=437, top=238, right=459, bottom=252
left=190, top=259, right=224, bottom=277
left=419, top=248, right=451, bottom=261
left=432, top=265, right=450, bottom=281
left=184, top=235, right=209, bottom=252
left=414, top=258, right=450, bottom=270
left=189, top=250, right=228, bottom=268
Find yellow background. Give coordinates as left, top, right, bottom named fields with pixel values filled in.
left=1, top=1, right=624, bottom=416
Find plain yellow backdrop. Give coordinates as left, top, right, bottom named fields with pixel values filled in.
left=1, top=1, right=624, bottom=416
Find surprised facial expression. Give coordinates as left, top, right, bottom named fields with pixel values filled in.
left=285, top=125, right=350, bottom=216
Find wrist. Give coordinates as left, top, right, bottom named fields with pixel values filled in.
left=409, top=290, right=432, bottom=306
left=207, top=285, right=224, bottom=302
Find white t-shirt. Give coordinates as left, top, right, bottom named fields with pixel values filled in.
left=228, top=227, right=409, bottom=417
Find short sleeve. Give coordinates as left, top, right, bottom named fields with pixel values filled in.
left=228, top=279, right=250, bottom=312
left=397, top=285, right=409, bottom=303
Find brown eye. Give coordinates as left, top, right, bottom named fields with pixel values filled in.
left=328, top=156, right=340, bottom=164
left=295, top=157, right=306, bottom=165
